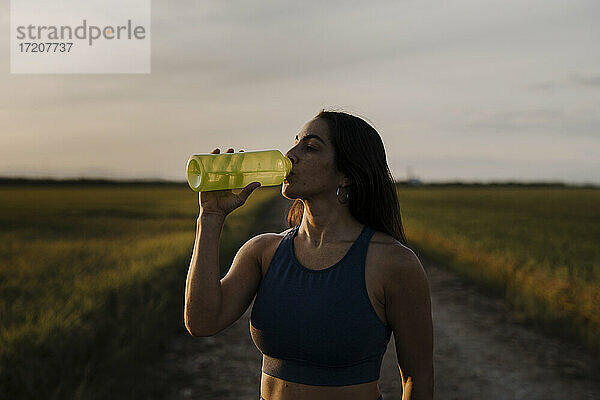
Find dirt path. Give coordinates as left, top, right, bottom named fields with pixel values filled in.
left=419, top=262, right=600, bottom=400
left=158, top=195, right=600, bottom=400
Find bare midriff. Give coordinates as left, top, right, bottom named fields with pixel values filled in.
left=260, top=373, right=381, bottom=400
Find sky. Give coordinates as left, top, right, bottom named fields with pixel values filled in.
left=1, top=0, right=599, bottom=184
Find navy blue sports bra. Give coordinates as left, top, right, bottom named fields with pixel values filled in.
left=250, top=224, right=392, bottom=386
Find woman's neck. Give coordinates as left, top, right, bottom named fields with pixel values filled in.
left=298, top=200, right=362, bottom=247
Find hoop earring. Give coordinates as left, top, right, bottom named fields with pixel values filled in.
left=336, top=185, right=349, bottom=204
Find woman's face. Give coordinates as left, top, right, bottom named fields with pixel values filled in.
left=282, top=117, right=345, bottom=200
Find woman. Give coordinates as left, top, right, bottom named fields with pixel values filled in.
left=185, top=110, right=433, bottom=400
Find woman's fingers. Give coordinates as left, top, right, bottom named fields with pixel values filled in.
left=211, top=147, right=241, bottom=153
left=402, top=376, right=413, bottom=400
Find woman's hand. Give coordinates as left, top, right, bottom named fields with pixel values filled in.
left=402, top=376, right=413, bottom=400
left=198, top=148, right=261, bottom=218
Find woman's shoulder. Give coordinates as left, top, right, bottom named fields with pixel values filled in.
left=368, top=229, right=424, bottom=278
left=369, top=229, right=416, bottom=258
left=246, top=227, right=296, bottom=273
left=249, top=226, right=295, bottom=247
left=247, top=225, right=292, bottom=238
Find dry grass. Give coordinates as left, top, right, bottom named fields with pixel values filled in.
left=0, top=184, right=279, bottom=399
left=398, top=186, right=600, bottom=356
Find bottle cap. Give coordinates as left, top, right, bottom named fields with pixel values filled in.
left=186, top=156, right=205, bottom=191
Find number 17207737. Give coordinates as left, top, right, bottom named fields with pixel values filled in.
left=18, top=42, right=73, bottom=52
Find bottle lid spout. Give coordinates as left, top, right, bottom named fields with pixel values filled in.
left=186, top=157, right=205, bottom=191
left=283, top=156, right=293, bottom=176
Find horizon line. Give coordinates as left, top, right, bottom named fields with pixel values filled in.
left=0, top=176, right=597, bottom=188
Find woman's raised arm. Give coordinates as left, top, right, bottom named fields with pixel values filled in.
left=184, top=147, right=261, bottom=337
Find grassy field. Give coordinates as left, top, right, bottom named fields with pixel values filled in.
left=2, top=183, right=598, bottom=398
left=398, top=186, right=600, bottom=356
left=0, top=183, right=281, bottom=399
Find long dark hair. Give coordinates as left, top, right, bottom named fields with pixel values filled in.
left=287, top=110, right=408, bottom=245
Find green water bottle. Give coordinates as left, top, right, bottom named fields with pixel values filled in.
left=186, top=149, right=293, bottom=192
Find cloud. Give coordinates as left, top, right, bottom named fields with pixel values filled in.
left=1, top=0, right=600, bottom=183
left=527, top=71, right=600, bottom=92
left=570, top=72, right=600, bottom=88
left=452, top=107, right=600, bottom=138
left=527, top=81, right=558, bottom=92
